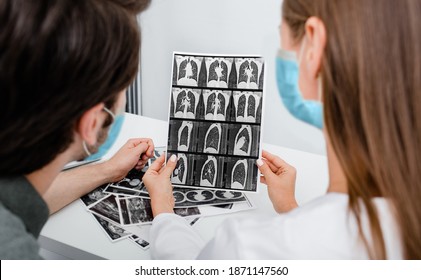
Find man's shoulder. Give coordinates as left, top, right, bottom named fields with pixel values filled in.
left=0, top=202, right=42, bottom=259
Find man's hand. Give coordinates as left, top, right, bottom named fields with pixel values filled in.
left=103, top=138, right=154, bottom=182
left=257, top=150, right=298, bottom=213
left=142, top=153, right=177, bottom=217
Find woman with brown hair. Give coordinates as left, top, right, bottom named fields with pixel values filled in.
left=144, top=0, right=421, bottom=259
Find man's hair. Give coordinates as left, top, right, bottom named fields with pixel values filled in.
left=0, top=0, right=150, bottom=175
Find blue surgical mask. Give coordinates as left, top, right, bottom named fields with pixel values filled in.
left=84, top=107, right=125, bottom=161
left=276, top=48, right=323, bottom=129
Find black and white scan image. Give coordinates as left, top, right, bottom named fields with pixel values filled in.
left=215, top=190, right=244, bottom=200
left=134, top=239, right=150, bottom=250
left=203, top=90, right=231, bottom=121
left=88, top=195, right=121, bottom=224
left=172, top=188, right=246, bottom=208
left=80, top=185, right=108, bottom=207
left=81, top=170, right=251, bottom=249
left=227, top=124, right=260, bottom=158
left=104, top=183, right=246, bottom=208
left=200, top=155, right=219, bottom=187
left=173, top=55, right=205, bottom=87
left=117, top=196, right=202, bottom=225
left=225, top=158, right=258, bottom=191
left=234, top=57, right=264, bottom=90
left=230, top=159, right=248, bottom=190
left=118, top=197, right=153, bottom=226
left=204, top=57, right=233, bottom=88
left=171, top=88, right=201, bottom=119
left=168, top=52, right=265, bottom=192
left=110, top=168, right=147, bottom=192
left=196, top=122, right=228, bottom=154
left=92, top=213, right=131, bottom=242
left=174, top=207, right=201, bottom=217
left=233, top=91, right=262, bottom=123
left=233, top=125, right=252, bottom=156
left=171, top=153, right=195, bottom=186
left=186, top=189, right=214, bottom=202
left=112, top=178, right=145, bottom=191
left=129, top=235, right=151, bottom=250
left=104, top=184, right=149, bottom=198
left=168, top=120, right=198, bottom=152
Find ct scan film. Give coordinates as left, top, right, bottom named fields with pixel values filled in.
left=167, top=52, right=265, bottom=192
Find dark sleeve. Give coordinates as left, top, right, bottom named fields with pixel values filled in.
left=0, top=204, right=43, bottom=260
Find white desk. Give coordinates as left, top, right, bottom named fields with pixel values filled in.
left=39, top=113, right=329, bottom=259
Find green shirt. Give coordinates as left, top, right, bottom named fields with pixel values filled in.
left=0, top=176, right=49, bottom=259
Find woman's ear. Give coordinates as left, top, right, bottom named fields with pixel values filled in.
left=77, top=103, right=104, bottom=146
left=304, top=16, right=327, bottom=78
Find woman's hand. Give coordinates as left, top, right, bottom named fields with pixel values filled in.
left=103, top=138, right=154, bottom=182
left=257, top=150, right=298, bottom=213
left=143, top=153, right=178, bottom=217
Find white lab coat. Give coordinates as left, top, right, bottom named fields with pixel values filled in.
left=150, top=193, right=403, bottom=259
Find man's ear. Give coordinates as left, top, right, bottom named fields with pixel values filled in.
left=77, top=103, right=104, bottom=146
left=304, top=16, right=327, bottom=79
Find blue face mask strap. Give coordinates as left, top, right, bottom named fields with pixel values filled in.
left=297, top=37, right=307, bottom=65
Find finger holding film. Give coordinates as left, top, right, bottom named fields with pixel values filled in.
left=133, top=142, right=149, bottom=156
left=162, top=154, right=178, bottom=177
left=147, top=153, right=166, bottom=173
left=144, top=138, right=155, bottom=157
left=262, top=150, right=288, bottom=169
left=127, top=138, right=146, bottom=148
left=136, top=161, right=146, bottom=169
left=262, top=158, right=278, bottom=173
left=138, top=158, right=148, bottom=165
left=260, top=176, right=268, bottom=185
left=129, top=138, right=154, bottom=157
left=256, top=158, right=276, bottom=181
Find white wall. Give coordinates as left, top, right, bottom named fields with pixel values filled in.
left=139, top=0, right=326, bottom=155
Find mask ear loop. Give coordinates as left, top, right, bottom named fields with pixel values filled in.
left=317, top=75, right=323, bottom=103
left=297, top=36, right=307, bottom=65
left=82, top=141, right=92, bottom=157
left=103, top=107, right=116, bottom=121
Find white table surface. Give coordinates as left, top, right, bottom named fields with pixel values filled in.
left=39, top=113, right=329, bottom=259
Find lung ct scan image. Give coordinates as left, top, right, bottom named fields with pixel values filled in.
left=167, top=52, right=265, bottom=192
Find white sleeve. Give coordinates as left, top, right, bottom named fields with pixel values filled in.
left=197, top=216, right=292, bottom=259
left=150, top=213, right=205, bottom=259
left=150, top=214, right=287, bottom=260
left=196, top=218, right=244, bottom=259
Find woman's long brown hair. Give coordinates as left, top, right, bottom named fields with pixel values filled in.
left=283, top=0, right=421, bottom=259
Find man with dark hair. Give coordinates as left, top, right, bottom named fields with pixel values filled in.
left=0, top=0, right=151, bottom=259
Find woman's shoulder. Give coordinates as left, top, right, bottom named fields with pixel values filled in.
left=234, top=193, right=353, bottom=232
left=210, top=193, right=399, bottom=259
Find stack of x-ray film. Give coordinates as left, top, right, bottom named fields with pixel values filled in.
left=80, top=148, right=254, bottom=250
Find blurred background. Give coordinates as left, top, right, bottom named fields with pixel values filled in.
left=126, top=0, right=326, bottom=155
